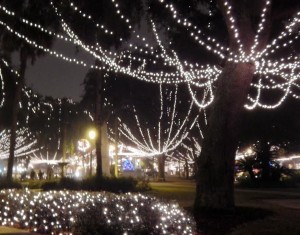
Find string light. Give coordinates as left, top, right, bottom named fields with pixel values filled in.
left=0, top=1, right=299, bottom=109
left=0, top=128, right=38, bottom=159
left=68, top=1, right=114, bottom=35
left=118, top=86, right=200, bottom=157
left=250, top=0, right=271, bottom=56
left=0, top=189, right=195, bottom=234
left=0, top=68, right=5, bottom=107
left=157, top=0, right=228, bottom=59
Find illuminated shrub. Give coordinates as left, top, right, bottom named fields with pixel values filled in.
left=0, top=189, right=195, bottom=235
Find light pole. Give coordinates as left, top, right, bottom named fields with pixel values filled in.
left=88, top=129, right=96, bottom=176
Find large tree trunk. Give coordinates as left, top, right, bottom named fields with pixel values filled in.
left=192, top=0, right=273, bottom=212
left=194, top=61, right=255, bottom=211
left=6, top=48, right=27, bottom=181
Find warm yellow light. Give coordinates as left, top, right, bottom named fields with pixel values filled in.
left=109, top=145, right=115, bottom=151
left=246, top=148, right=253, bottom=155
left=88, top=130, right=96, bottom=140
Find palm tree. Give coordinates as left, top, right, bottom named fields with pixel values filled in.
left=236, top=156, right=257, bottom=181
left=0, top=0, right=59, bottom=180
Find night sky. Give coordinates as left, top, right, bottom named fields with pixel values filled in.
left=26, top=39, right=94, bottom=102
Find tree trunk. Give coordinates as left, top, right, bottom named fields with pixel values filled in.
left=6, top=48, right=27, bottom=181
left=194, top=61, right=255, bottom=211
left=61, top=103, right=67, bottom=162
left=114, top=119, right=119, bottom=177
left=100, top=122, right=110, bottom=176
left=95, top=71, right=103, bottom=178
left=193, top=162, right=197, bottom=178
left=259, top=142, right=271, bottom=182
left=157, top=154, right=166, bottom=181
left=246, top=167, right=256, bottom=181
left=184, top=159, right=189, bottom=179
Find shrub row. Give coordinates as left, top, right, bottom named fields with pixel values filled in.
left=235, top=174, right=298, bottom=188
left=41, top=176, right=150, bottom=193
left=0, top=177, right=22, bottom=190
left=1, top=176, right=150, bottom=193
left=0, top=189, right=195, bottom=234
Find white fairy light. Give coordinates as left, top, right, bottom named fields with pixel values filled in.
left=0, top=128, right=38, bottom=159
left=250, top=0, right=271, bottom=57
left=118, top=86, right=200, bottom=157
left=157, top=0, right=228, bottom=59
left=0, top=1, right=299, bottom=110
left=0, top=68, right=5, bottom=107
left=30, top=151, right=60, bottom=165
left=68, top=1, right=114, bottom=35
left=0, top=189, right=195, bottom=234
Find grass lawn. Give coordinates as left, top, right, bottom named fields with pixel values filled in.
left=148, top=180, right=196, bottom=208
left=147, top=178, right=300, bottom=235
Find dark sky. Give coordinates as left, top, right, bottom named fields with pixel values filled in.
left=25, top=40, right=94, bottom=102
left=23, top=13, right=155, bottom=103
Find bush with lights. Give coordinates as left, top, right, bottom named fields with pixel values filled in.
left=0, top=189, right=195, bottom=234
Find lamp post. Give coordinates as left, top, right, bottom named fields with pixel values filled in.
left=88, top=129, right=96, bottom=176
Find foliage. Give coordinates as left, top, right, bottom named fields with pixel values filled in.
left=136, top=179, right=152, bottom=192
left=72, top=195, right=191, bottom=235
left=59, top=177, right=81, bottom=190
left=41, top=177, right=80, bottom=191
left=21, top=179, right=56, bottom=189
left=236, top=142, right=294, bottom=186
left=39, top=176, right=149, bottom=193
left=40, top=181, right=58, bottom=191
left=0, top=177, right=22, bottom=190
left=72, top=202, right=158, bottom=235
left=81, top=176, right=139, bottom=193
left=293, top=170, right=300, bottom=183
left=236, top=156, right=258, bottom=181
left=0, top=189, right=195, bottom=234
left=236, top=174, right=297, bottom=188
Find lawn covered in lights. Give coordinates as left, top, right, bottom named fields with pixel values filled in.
left=0, top=189, right=195, bottom=234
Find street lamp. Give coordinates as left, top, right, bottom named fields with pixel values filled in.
left=88, top=129, right=96, bottom=176
left=89, top=130, right=96, bottom=140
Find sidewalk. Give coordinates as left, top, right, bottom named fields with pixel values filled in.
left=236, top=188, right=300, bottom=210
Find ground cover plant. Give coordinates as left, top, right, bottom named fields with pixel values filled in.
left=0, top=189, right=195, bottom=234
